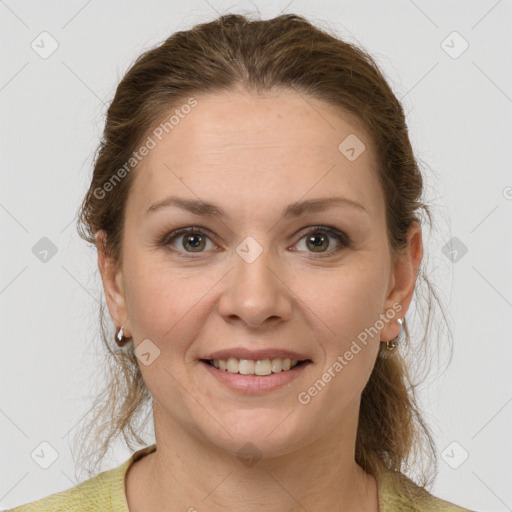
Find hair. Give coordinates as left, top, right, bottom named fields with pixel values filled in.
left=75, top=12, right=453, bottom=495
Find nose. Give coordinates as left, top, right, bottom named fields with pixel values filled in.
left=217, top=243, right=293, bottom=328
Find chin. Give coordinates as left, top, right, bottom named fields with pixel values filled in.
left=196, top=411, right=311, bottom=460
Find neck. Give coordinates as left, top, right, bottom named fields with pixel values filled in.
left=127, top=401, right=380, bottom=512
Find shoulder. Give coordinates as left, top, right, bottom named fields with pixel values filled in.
left=5, top=463, right=128, bottom=512
left=5, top=444, right=157, bottom=512
left=378, top=469, right=477, bottom=512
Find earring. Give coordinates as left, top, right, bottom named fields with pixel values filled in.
left=116, top=326, right=132, bottom=347
left=386, top=317, right=403, bottom=351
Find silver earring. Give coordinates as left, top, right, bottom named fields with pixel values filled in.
left=386, top=317, right=403, bottom=351
left=116, top=326, right=131, bottom=347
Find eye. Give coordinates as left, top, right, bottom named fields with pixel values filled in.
left=160, top=227, right=217, bottom=254
left=159, top=225, right=350, bottom=257
left=291, top=226, right=349, bottom=256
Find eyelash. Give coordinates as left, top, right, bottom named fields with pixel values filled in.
left=158, top=225, right=350, bottom=258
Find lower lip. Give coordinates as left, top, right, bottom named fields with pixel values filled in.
left=200, top=360, right=311, bottom=395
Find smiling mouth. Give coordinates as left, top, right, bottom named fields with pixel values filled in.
left=201, top=358, right=312, bottom=376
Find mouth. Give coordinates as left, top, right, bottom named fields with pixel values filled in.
left=200, top=357, right=312, bottom=376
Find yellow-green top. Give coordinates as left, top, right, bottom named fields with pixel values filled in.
left=6, top=444, right=476, bottom=511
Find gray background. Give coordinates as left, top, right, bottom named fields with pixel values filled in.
left=1, top=1, right=511, bottom=510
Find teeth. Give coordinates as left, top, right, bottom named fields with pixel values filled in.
left=210, top=357, right=301, bottom=375
left=226, top=357, right=239, bottom=373
left=239, top=359, right=255, bottom=374
left=271, top=358, right=282, bottom=372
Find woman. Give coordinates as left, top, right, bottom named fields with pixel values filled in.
left=8, top=12, right=476, bottom=512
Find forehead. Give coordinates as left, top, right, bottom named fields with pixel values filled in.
left=128, top=89, right=383, bottom=221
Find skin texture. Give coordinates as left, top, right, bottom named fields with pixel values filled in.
left=96, top=88, right=423, bottom=511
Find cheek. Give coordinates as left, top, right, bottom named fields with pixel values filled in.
left=295, top=262, right=385, bottom=402
left=298, top=262, right=385, bottom=345
left=124, top=254, right=219, bottom=352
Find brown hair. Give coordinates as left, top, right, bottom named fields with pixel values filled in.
left=75, top=12, right=452, bottom=493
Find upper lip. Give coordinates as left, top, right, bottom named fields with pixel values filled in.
left=202, top=347, right=312, bottom=362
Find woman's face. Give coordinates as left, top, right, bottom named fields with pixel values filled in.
left=99, top=88, right=419, bottom=458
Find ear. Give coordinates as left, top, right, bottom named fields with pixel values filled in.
left=95, top=230, right=131, bottom=337
left=380, top=221, right=423, bottom=342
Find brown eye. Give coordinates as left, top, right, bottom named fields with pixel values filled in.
left=305, top=231, right=330, bottom=252
left=293, top=226, right=349, bottom=256
left=161, top=227, right=215, bottom=254
left=181, top=232, right=207, bottom=252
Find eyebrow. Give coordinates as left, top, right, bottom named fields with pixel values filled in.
left=146, top=195, right=368, bottom=219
